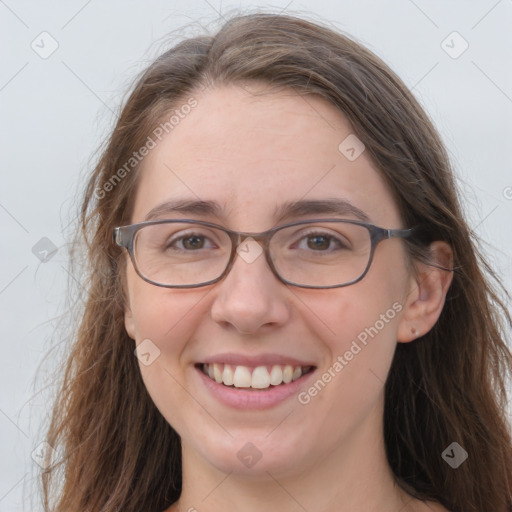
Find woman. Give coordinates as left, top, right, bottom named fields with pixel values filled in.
left=41, top=12, right=512, bottom=512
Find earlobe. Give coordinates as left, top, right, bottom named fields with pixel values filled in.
left=124, top=307, right=136, bottom=340
left=397, top=241, right=454, bottom=343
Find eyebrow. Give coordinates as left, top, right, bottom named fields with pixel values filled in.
left=144, top=197, right=370, bottom=224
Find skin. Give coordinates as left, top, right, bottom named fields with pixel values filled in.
left=124, top=84, right=453, bottom=512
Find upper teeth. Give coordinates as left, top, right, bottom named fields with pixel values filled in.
left=202, top=363, right=310, bottom=389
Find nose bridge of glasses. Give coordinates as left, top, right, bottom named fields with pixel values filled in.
left=212, top=229, right=272, bottom=288
left=225, top=227, right=273, bottom=251
left=240, top=232, right=272, bottom=264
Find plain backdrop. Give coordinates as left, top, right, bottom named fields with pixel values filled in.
left=1, top=1, right=511, bottom=510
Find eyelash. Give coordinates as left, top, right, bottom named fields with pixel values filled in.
left=167, top=229, right=347, bottom=252
left=292, top=229, right=346, bottom=251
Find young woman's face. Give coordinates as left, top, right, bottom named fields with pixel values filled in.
left=124, top=84, right=413, bottom=478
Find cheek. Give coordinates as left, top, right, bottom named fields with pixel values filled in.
left=125, top=261, right=205, bottom=344
left=305, top=255, right=405, bottom=360
left=126, top=280, right=213, bottom=429
left=325, top=283, right=402, bottom=382
left=332, top=258, right=406, bottom=377
left=125, top=267, right=205, bottom=366
left=295, top=291, right=402, bottom=446
left=302, top=254, right=406, bottom=413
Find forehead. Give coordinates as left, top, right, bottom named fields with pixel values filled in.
left=130, top=84, right=401, bottom=229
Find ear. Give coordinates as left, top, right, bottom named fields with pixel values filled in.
left=124, top=302, right=137, bottom=340
left=397, top=241, right=454, bottom=343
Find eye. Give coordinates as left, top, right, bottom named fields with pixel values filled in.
left=304, top=234, right=336, bottom=251
left=167, top=232, right=217, bottom=251
left=293, top=229, right=350, bottom=252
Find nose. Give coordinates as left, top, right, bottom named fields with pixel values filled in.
left=209, top=239, right=291, bottom=334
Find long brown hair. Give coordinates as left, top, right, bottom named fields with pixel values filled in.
left=41, top=11, right=512, bottom=512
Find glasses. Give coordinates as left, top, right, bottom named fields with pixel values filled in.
left=113, top=218, right=415, bottom=289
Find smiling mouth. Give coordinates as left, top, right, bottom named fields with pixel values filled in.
left=196, top=363, right=315, bottom=390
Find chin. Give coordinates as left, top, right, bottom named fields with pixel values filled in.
left=196, top=433, right=310, bottom=478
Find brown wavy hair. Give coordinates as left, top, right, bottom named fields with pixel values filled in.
left=41, top=11, right=512, bottom=512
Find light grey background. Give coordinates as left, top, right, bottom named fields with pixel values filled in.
left=1, top=1, right=511, bottom=510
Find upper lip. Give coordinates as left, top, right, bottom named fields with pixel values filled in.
left=199, top=353, right=316, bottom=368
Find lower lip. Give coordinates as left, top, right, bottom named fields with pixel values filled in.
left=196, top=366, right=316, bottom=410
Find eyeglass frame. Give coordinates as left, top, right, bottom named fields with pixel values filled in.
left=113, top=218, right=415, bottom=289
